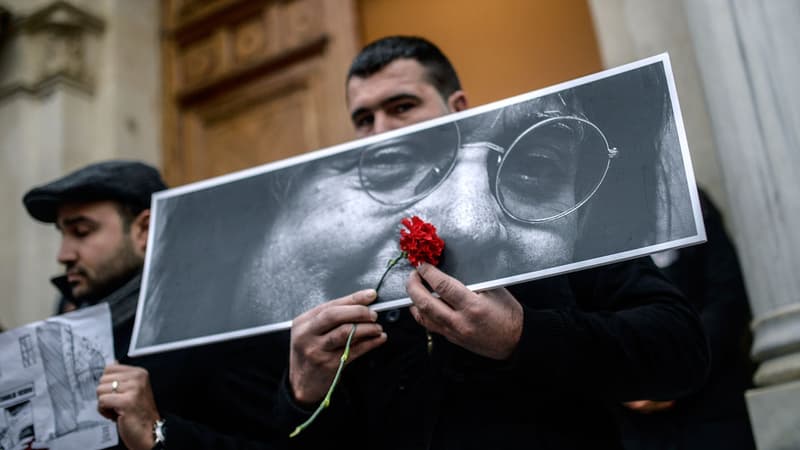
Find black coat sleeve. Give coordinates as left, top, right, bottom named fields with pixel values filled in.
left=162, top=413, right=285, bottom=450
left=143, top=334, right=292, bottom=450
left=509, top=257, right=710, bottom=401
left=677, top=192, right=752, bottom=387
left=275, top=369, right=359, bottom=450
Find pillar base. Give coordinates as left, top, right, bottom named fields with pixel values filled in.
left=746, top=379, right=800, bottom=450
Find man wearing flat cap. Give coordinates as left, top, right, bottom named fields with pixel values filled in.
left=23, top=160, right=290, bottom=450
left=24, top=160, right=165, bottom=356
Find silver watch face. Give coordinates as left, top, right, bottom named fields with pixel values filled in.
left=153, top=419, right=166, bottom=444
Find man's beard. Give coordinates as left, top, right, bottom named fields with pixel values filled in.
left=70, top=237, right=144, bottom=304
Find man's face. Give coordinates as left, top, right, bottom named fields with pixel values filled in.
left=56, top=201, right=145, bottom=301
left=347, top=58, right=457, bottom=138
left=261, top=62, right=579, bottom=311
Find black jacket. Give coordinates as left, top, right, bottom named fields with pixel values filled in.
left=283, top=257, right=710, bottom=450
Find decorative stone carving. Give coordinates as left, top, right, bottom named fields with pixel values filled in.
left=0, top=1, right=105, bottom=100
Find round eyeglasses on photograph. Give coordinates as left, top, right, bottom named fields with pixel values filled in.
left=358, top=112, right=619, bottom=224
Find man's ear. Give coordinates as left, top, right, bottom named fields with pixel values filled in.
left=447, top=90, right=469, bottom=113
left=131, top=209, right=150, bottom=255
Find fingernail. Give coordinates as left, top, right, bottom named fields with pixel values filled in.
left=370, top=310, right=378, bottom=321
left=365, top=289, right=377, bottom=300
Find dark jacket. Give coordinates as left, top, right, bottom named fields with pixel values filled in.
left=55, top=273, right=291, bottom=450
left=619, top=190, right=756, bottom=450
left=283, top=257, right=710, bottom=450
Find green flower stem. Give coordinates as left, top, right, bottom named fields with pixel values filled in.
left=289, top=251, right=406, bottom=438
left=289, top=323, right=356, bottom=438
left=375, top=252, right=406, bottom=293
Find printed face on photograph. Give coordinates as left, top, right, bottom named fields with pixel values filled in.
left=260, top=91, right=616, bottom=307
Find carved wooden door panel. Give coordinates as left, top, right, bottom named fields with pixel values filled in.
left=162, top=0, right=359, bottom=185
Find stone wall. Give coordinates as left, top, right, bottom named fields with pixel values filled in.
left=0, top=0, right=159, bottom=329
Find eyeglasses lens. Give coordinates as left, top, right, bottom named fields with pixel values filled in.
left=497, top=118, right=609, bottom=222
left=359, top=125, right=459, bottom=205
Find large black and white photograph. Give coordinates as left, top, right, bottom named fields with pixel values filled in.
left=130, top=54, right=704, bottom=356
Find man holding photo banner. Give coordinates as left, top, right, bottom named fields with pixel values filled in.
left=279, top=36, right=710, bottom=449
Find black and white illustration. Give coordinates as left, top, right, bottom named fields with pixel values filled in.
left=0, top=384, right=35, bottom=450
left=0, top=304, right=118, bottom=450
left=131, top=54, right=705, bottom=356
left=36, top=321, right=107, bottom=439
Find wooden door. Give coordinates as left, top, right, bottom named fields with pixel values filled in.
left=161, top=0, right=360, bottom=185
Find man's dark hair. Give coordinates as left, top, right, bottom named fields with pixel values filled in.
left=347, top=36, right=462, bottom=100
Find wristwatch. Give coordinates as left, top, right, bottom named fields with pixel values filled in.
left=152, top=418, right=166, bottom=449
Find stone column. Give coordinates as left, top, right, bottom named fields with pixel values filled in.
left=683, top=1, right=800, bottom=448
left=587, top=0, right=728, bottom=214
left=0, top=1, right=105, bottom=329
left=0, top=0, right=160, bottom=330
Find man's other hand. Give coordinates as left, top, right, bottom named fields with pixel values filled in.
left=623, top=400, right=677, bottom=414
left=289, top=289, right=387, bottom=405
left=407, top=263, right=523, bottom=360
left=97, top=363, right=160, bottom=450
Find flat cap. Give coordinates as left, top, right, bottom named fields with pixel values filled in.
left=23, top=160, right=167, bottom=223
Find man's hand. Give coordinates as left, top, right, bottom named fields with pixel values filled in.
left=289, top=289, right=387, bottom=405
left=96, top=364, right=160, bottom=450
left=407, top=263, right=523, bottom=360
left=623, top=400, right=676, bottom=414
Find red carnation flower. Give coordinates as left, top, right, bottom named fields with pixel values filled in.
left=399, top=216, right=445, bottom=266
